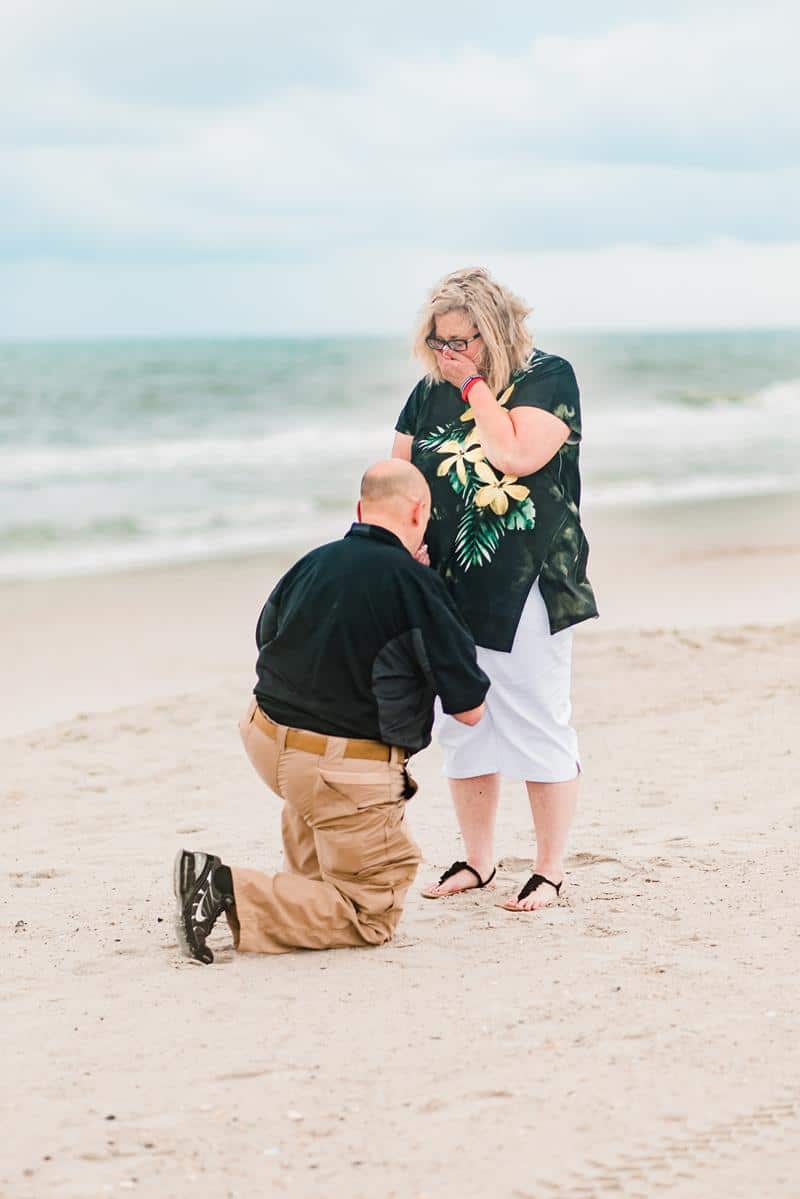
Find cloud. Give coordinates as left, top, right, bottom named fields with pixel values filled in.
left=4, top=5, right=797, bottom=157
left=3, top=1, right=737, bottom=107
left=3, top=124, right=797, bottom=262
left=1, top=1, right=798, bottom=331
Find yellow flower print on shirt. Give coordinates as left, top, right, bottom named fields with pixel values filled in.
left=472, top=460, right=531, bottom=516
left=436, top=433, right=485, bottom=485
left=460, top=381, right=515, bottom=423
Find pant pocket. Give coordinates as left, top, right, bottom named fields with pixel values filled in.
left=241, top=709, right=281, bottom=796
left=318, top=763, right=402, bottom=810
left=313, top=803, right=397, bottom=879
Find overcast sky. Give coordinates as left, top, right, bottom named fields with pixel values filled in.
left=2, top=0, right=798, bottom=337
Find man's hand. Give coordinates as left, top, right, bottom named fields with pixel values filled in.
left=436, top=348, right=481, bottom=392
left=413, top=543, right=431, bottom=566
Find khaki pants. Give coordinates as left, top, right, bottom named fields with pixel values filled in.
left=232, top=699, right=422, bottom=954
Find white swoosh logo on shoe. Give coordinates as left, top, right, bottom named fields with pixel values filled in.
left=194, top=887, right=214, bottom=925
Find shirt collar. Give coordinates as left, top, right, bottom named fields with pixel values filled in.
left=345, top=522, right=407, bottom=552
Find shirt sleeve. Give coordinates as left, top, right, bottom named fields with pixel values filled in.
left=507, top=356, right=582, bottom=443
left=256, top=576, right=286, bottom=647
left=394, top=379, right=424, bottom=437
left=409, top=569, right=490, bottom=714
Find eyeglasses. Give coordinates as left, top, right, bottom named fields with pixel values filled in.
left=425, top=332, right=482, bottom=353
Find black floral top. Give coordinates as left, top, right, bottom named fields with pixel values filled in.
left=395, top=348, right=598, bottom=652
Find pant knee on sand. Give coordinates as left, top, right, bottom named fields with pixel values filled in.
left=230, top=858, right=417, bottom=954
left=356, top=909, right=401, bottom=946
left=349, top=876, right=417, bottom=946
left=233, top=718, right=421, bottom=953
left=322, top=846, right=419, bottom=943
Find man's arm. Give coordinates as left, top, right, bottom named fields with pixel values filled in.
left=256, top=575, right=287, bottom=648
left=453, top=703, right=485, bottom=726
left=410, top=572, right=490, bottom=719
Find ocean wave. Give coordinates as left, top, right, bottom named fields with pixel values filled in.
left=0, top=496, right=321, bottom=549
left=0, top=423, right=391, bottom=484
left=585, top=471, right=800, bottom=508
left=586, top=377, right=800, bottom=448
left=3, top=360, right=800, bottom=579
left=2, top=377, right=799, bottom=484
left=656, top=377, right=800, bottom=409
left=2, top=471, right=799, bottom=581
left=0, top=516, right=348, bottom=581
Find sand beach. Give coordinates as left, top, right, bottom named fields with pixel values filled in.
left=2, top=493, right=800, bottom=1197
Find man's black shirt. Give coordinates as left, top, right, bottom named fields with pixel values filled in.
left=254, top=523, right=490, bottom=754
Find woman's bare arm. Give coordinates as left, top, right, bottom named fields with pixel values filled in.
left=435, top=349, right=570, bottom=476
left=470, top=389, right=570, bottom=476
left=392, top=431, right=413, bottom=461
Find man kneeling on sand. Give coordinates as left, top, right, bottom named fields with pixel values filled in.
left=174, top=460, right=489, bottom=962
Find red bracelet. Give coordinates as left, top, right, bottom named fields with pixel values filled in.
left=460, top=375, right=484, bottom=402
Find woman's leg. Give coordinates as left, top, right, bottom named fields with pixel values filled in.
left=421, top=772, right=500, bottom=896
left=504, top=775, right=578, bottom=910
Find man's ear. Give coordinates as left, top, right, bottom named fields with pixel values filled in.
left=356, top=500, right=363, bottom=522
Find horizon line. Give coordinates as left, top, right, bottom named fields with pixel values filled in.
left=2, top=323, right=800, bottom=346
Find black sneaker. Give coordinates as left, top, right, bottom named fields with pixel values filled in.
left=173, top=850, right=232, bottom=964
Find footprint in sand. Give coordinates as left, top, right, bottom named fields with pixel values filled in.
left=567, top=852, right=624, bottom=868
left=9, top=868, right=67, bottom=887
left=496, top=856, right=535, bottom=872
left=545, top=1087, right=800, bottom=1197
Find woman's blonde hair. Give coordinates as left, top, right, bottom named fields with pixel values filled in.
left=413, top=267, right=533, bottom=395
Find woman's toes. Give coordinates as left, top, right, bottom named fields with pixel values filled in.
left=503, top=880, right=562, bottom=911
left=422, top=867, right=483, bottom=897
left=528, top=886, right=560, bottom=910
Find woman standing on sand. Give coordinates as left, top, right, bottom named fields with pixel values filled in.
left=392, top=267, right=597, bottom=911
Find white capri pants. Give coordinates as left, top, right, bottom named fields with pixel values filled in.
left=437, top=580, right=580, bottom=782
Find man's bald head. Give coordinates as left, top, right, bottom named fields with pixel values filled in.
left=360, top=459, right=429, bottom=508
left=357, top=460, right=431, bottom=554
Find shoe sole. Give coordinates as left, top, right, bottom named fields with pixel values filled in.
left=173, top=849, right=193, bottom=959
left=420, top=882, right=496, bottom=899
left=173, top=849, right=214, bottom=964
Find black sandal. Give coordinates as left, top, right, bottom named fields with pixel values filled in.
left=423, top=859, right=497, bottom=898
left=516, top=873, right=563, bottom=903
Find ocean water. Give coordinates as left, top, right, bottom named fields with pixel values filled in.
left=1, top=330, right=799, bottom=580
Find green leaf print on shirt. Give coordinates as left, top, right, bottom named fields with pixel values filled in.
left=416, top=424, right=459, bottom=455
left=454, top=498, right=505, bottom=569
